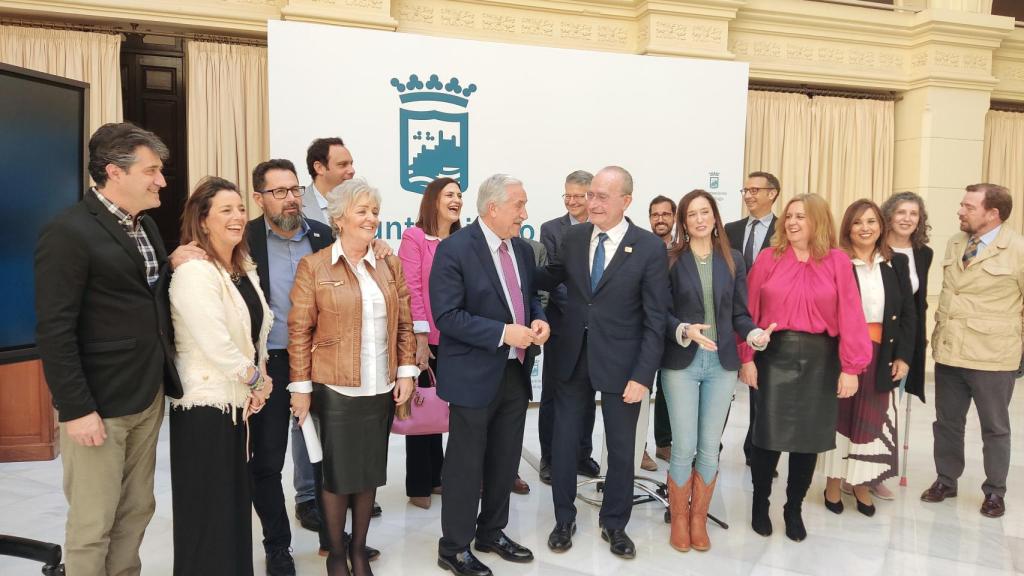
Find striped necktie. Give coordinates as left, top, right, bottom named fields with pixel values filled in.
left=962, top=235, right=981, bottom=267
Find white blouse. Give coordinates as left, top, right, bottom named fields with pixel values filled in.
left=890, top=245, right=919, bottom=294
left=852, top=254, right=886, bottom=324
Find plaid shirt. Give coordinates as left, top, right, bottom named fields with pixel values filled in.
left=93, top=188, right=159, bottom=287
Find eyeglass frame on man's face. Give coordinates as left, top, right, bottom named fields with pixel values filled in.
left=740, top=187, right=776, bottom=197
left=562, top=193, right=587, bottom=202
left=259, top=185, right=306, bottom=199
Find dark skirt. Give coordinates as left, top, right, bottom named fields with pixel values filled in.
left=169, top=405, right=253, bottom=576
left=313, top=384, right=394, bottom=494
left=753, top=331, right=840, bottom=454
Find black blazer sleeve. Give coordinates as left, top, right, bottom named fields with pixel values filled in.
left=34, top=216, right=96, bottom=421
left=891, top=253, right=917, bottom=364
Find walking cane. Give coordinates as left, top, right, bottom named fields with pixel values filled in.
left=900, top=395, right=912, bottom=487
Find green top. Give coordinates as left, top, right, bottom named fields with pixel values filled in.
left=692, top=251, right=717, bottom=342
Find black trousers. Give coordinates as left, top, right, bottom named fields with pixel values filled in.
left=743, top=387, right=758, bottom=463
left=248, top=350, right=293, bottom=553
left=551, top=343, right=640, bottom=530
left=439, top=360, right=529, bottom=556
left=406, top=344, right=444, bottom=497
left=653, top=371, right=672, bottom=448
left=538, top=338, right=596, bottom=464
left=170, top=406, right=253, bottom=576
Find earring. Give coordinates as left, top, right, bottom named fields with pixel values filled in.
left=683, top=230, right=690, bottom=242
left=712, top=227, right=719, bottom=238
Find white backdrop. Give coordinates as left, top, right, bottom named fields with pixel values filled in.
left=268, top=21, right=749, bottom=396
left=267, top=21, right=749, bottom=242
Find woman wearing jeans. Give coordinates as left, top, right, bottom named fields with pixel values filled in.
left=661, top=190, right=772, bottom=553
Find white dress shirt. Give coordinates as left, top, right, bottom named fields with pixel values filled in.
left=589, top=217, right=630, bottom=273
left=480, top=220, right=526, bottom=359
left=288, top=241, right=418, bottom=397
left=852, top=254, right=886, bottom=324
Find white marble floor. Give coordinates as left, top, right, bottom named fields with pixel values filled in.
left=2, top=377, right=1023, bottom=576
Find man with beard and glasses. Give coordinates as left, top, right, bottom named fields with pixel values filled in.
left=246, top=159, right=380, bottom=573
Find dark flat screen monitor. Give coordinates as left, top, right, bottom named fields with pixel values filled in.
left=0, top=63, right=89, bottom=364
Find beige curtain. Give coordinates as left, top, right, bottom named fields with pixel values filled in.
left=744, top=91, right=811, bottom=207
left=982, top=110, right=1024, bottom=234
left=0, top=25, right=122, bottom=133
left=744, top=90, right=895, bottom=219
left=186, top=41, right=268, bottom=213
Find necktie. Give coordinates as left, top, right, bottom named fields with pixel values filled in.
left=962, top=235, right=981, bottom=267
left=498, top=243, right=526, bottom=363
left=591, top=232, right=609, bottom=292
left=743, top=219, right=759, bottom=268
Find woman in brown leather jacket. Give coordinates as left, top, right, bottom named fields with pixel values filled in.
left=288, top=178, right=417, bottom=576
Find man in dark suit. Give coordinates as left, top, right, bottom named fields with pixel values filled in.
left=246, top=159, right=333, bottom=575
left=431, top=174, right=549, bottom=576
left=725, top=170, right=779, bottom=467
left=537, top=169, right=599, bottom=484
left=35, top=122, right=186, bottom=576
left=538, top=166, right=670, bottom=559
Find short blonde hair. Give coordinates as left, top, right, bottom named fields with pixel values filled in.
left=772, top=193, right=836, bottom=261
left=325, top=178, right=382, bottom=237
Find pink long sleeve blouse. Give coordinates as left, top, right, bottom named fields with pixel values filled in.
left=739, top=246, right=872, bottom=375
left=398, top=225, right=442, bottom=345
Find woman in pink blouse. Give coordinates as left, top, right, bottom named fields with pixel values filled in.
left=739, top=193, right=872, bottom=542
left=397, top=177, right=464, bottom=509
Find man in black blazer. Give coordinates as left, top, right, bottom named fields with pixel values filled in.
left=246, top=159, right=333, bottom=575
left=538, top=166, right=670, bottom=559
left=35, top=123, right=186, bottom=575
left=537, top=169, right=599, bottom=484
left=724, top=170, right=779, bottom=466
left=431, top=174, right=549, bottom=576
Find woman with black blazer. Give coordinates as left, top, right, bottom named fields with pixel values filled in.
left=661, top=190, right=772, bottom=553
left=820, top=199, right=916, bottom=516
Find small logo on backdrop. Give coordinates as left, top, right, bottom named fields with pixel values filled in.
left=391, top=74, right=477, bottom=194
left=708, top=171, right=720, bottom=190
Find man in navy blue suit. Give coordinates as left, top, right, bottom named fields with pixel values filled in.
left=430, top=174, right=550, bottom=576
left=538, top=166, right=670, bottom=559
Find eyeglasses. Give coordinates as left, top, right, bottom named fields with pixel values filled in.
left=649, top=212, right=674, bottom=220
left=586, top=191, right=626, bottom=203
left=260, top=186, right=306, bottom=199
left=562, top=194, right=587, bottom=202
left=741, top=187, right=776, bottom=197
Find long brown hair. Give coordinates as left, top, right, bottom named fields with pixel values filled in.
left=839, top=199, right=892, bottom=262
left=772, top=193, right=836, bottom=261
left=416, top=177, right=463, bottom=236
left=880, top=191, right=931, bottom=248
left=180, top=176, right=251, bottom=275
left=668, top=189, right=735, bottom=276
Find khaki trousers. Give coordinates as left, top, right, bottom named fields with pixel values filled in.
left=61, top=391, right=164, bottom=576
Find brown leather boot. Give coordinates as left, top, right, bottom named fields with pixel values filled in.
left=667, top=473, right=692, bottom=552
left=690, top=472, right=717, bottom=551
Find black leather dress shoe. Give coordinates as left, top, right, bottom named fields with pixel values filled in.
left=577, top=457, right=600, bottom=478
left=981, top=493, right=1006, bottom=518
left=372, top=501, right=383, bottom=517
left=265, top=548, right=296, bottom=576
left=295, top=500, right=322, bottom=532
left=539, top=460, right=552, bottom=485
left=474, top=532, right=533, bottom=563
left=600, top=527, right=636, bottom=559
left=547, top=522, right=576, bottom=552
left=438, top=550, right=492, bottom=576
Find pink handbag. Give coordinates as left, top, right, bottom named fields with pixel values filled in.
left=391, top=367, right=449, bottom=435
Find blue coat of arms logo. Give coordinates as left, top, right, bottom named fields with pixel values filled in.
left=391, top=74, right=476, bottom=194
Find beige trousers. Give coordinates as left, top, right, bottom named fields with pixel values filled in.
left=61, top=391, right=164, bottom=576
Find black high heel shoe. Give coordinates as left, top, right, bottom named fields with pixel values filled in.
left=823, top=489, right=844, bottom=514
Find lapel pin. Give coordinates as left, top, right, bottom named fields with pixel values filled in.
left=624, top=246, right=633, bottom=254
left=313, top=232, right=320, bottom=238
